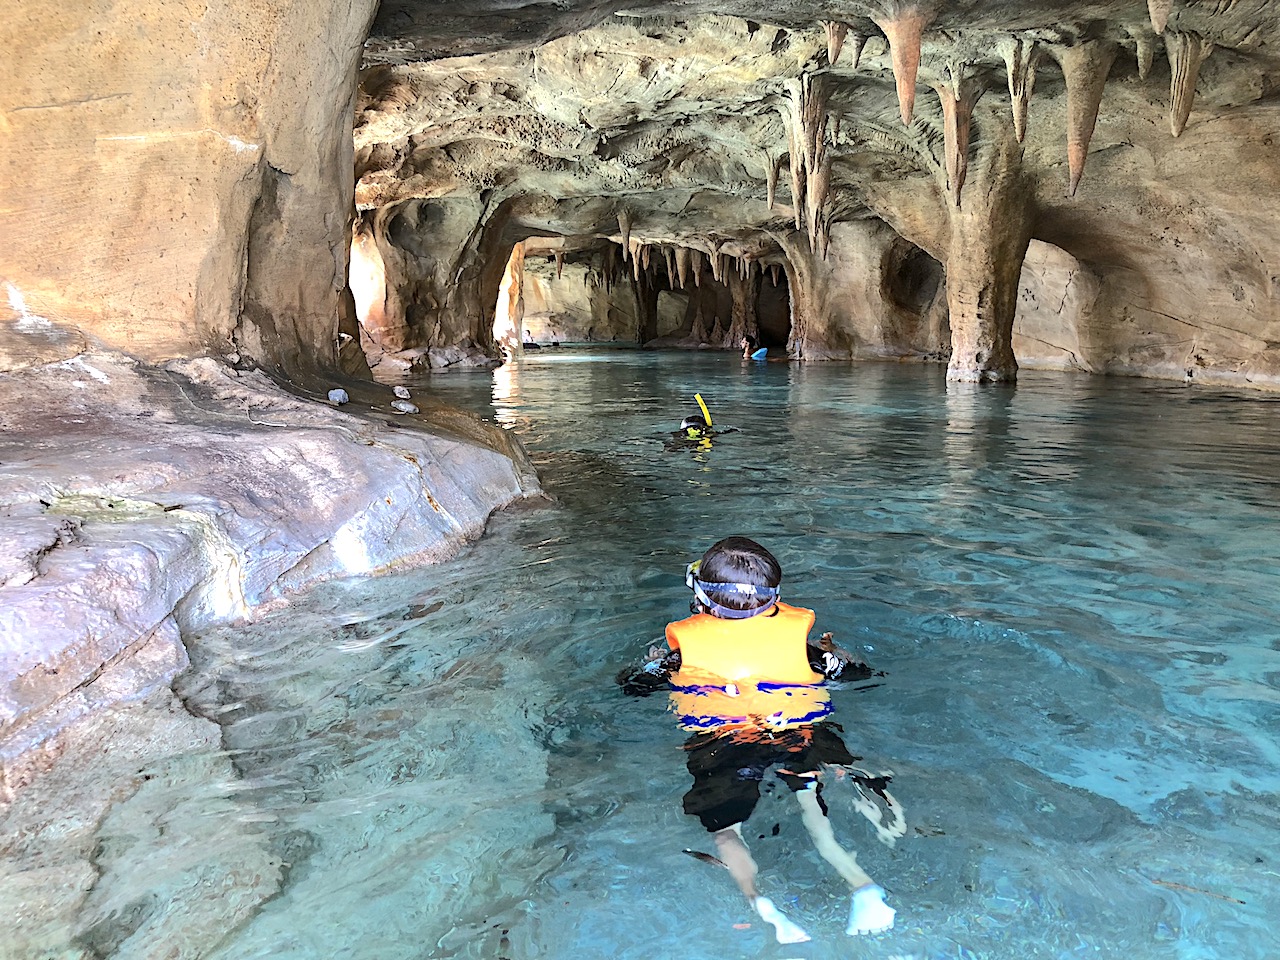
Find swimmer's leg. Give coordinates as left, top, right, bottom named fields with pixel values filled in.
left=713, top=825, right=810, bottom=944
left=794, top=782, right=896, bottom=936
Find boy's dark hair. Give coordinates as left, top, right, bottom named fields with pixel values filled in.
left=697, top=536, right=782, bottom=611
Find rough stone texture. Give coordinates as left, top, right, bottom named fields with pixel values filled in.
left=0, top=0, right=379, bottom=374
left=522, top=258, right=642, bottom=343
left=0, top=341, right=539, bottom=954
left=778, top=219, right=946, bottom=361
left=1014, top=239, right=1100, bottom=372
left=353, top=4, right=1280, bottom=387
left=3, top=1, right=1278, bottom=383
left=0, top=350, right=537, bottom=790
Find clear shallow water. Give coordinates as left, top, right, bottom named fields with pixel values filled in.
left=153, top=351, right=1280, bottom=958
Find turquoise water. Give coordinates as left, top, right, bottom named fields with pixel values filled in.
left=175, top=350, right=1280, bottom=959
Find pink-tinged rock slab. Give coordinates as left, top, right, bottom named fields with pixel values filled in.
left=0, top=351, right=538, bottom=781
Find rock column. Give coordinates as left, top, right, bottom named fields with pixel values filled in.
left=725, top=268, right=761, bottom=348
left=631, top=266, right=662, bottom=344
left=943, top=110, right=1034, bottom=382
left=364, top=196, right=509, bottom=364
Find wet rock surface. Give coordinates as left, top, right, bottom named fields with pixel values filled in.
left=0, top=351, right=537, bottom=786
left=0, top=347, right=540, bottom=954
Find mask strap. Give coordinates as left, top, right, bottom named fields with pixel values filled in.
left=692, top=579, right=778, bottom=619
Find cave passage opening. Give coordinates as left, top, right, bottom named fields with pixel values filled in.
left=756, top=268, right=791, bottom=350
left=489, top=236, right=795, bottom=355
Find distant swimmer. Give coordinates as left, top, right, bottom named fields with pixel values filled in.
left=667, top=393, right=736, bottom=452
left=740, top=335, right=768, bottom=360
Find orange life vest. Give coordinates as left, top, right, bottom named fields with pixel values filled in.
left=666, top=601, right=830, bottom=733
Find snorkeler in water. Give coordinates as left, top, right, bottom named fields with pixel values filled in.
left=665, top=393, right=737, bottom=452
left=618, top=536, right=905, bottom=944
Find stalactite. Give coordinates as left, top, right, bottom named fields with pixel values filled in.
left=999, top=37, right=1038, bottom=144
left=1167, top=30, right=1214, bottom=137
left=1148, top=0, right=1172, bottom=34
left=849, top=32, right=869, bottom=69
left=770, top=263, right=781, bottom=287
left=1134, top=30, right=1157, bottom=80
left=618, top=209, right=632, bottom=261
left=764, top=151, right=780, bottom=210
left=692, top=250, right=703, bottom=288
left=554, top=252, right=564, bottom=280
left=782, top=74, right=832, bottom=252
left=675, top=246, right=691, bottom=289
left=934, top=62, right=982, bottom=207
left=664, top=246, right=676, bottom=287
left=804, top=76, right=832, bottom=255
left=1052, top=40, right=1118, bottom=197
left=782, top=79, right=807, bottom=231
left=806, top=155, right=832, bottom=250
left=604, top=245, right=617, bottom=293
left=628, top=237, right=643, bottom=271
left=800, top=75, right=829, bottom=181
left=872, top=6, right=934, bottom=126
left=824, top=21, right=849, bottom=65
left=632, top=246, right=642, bottom=282
left=641, top=243, right=651, bottom=272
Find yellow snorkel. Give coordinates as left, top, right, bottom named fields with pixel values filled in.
left=694, top=393, right=712, bottom=428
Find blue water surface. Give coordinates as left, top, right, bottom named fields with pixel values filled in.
left=178, top=349, right=1280, bottom=960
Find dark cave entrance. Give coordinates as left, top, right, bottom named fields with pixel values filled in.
left=757, top=270, right=791, bottom=350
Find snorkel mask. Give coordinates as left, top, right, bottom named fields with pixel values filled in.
left=685, top=560, right=779, bottom=619
left=681, top=416, right=710, bottom=436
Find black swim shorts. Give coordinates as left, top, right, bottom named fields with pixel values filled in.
left=681, top=722, right=858, bottom=833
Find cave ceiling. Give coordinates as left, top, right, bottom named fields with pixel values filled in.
left=356, top=1, right=1280, bottom=276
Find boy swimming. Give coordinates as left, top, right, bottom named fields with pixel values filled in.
left=619, top=536, right=902, bottom=944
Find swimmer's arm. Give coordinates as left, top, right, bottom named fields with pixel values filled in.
left=616, top=647, right=682, bottom=697
left=809, top=632, right=879, bottom=682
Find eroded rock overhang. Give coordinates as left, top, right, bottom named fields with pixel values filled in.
left=355, top=1, right=1280, bottom=387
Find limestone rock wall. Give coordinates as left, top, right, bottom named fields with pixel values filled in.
left=523, top=261, right=592, bottom=341
left=1014, top=240, right=1100, bottom=372
left=3, top=2, right=1279, bottom=385
left=354, top=6, right=1280, bottom=387
left=1026, top=68, right=1280, bottom=387
left=0, top=0, right=378, bottom=374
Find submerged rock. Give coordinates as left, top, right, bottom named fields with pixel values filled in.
left=390, top=398, right=420, bottom=413
left=393, top=385, right=412, bottom=399
left=327, top=387, right=350, bottom=404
